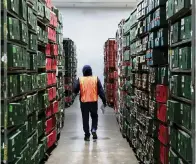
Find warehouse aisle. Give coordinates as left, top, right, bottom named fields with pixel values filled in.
left=46, top=99, right=138, bottom=164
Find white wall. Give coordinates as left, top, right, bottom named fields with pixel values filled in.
left=61, top=8, right=131, bottom=83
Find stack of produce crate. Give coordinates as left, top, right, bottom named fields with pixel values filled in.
left=1, top=0, right=65, bottom=163
left=167, top=0, right=192, bottom=163
left=103, top=39, right=117, bottom=107
left=63, top=38, right=78, bottom=107
left=115, top=19, right=125, bottom=118
left=114, top=0, right=194, bottom=163
left=54, top=7, right=65, bottom=136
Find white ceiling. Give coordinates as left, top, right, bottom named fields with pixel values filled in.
left=52, top=0, right=138, bottom=8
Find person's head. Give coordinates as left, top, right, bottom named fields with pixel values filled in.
left=82, top=65, right=92, bottom=76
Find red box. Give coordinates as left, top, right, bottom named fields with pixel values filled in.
left=46, top=44, right=51, bottom=56
left=47, top=73, right=52, bottom=85
left=160, top=144, right=169, bottom=164
left=65, top=97, right=72, bottom=103
left=64, top=84, right=72, bottom=91
left=45, top=0, right=52, bottom=9
left=48, top=88, right=53, bottom=101
left=45, top=118, right=53, bottom=134
left=52, top=87, right=56, bottom=99
left=52, top=59, right=57, bottom=70
left=51, top=44, right=58, bottom=56
left=52, top=101, right=58, bottom=114
left=50, top=12, right=58, bottom=28
left=158, top=124, right=169, bottom=145
left=52, top=73, right=56, bottom=84
left=156, top=85, right=168, bottom=103
left=46, top=104, right=53, bottom=118
left=48, top=27, right=56, bottom=42
left=47, top=129, right=57, bottom=148
left=157, top=103, right=167, bottom=123
left=46, top=58, right=52, bottom=70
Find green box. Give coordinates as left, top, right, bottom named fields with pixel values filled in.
left=15, top=156, right=23, bottom=164
left=20, top=144, right=31, bottom=164
left=171, top=47, right=179, bottom=68
left=181, top=16, right=192, bottom=40
left=19, top=121, right=28, bottom=146
left=27, top=6, right=37, bottom=31
left=7, top=17, right=20, bottom=41
left=44, top=5, right=50, bottom=21
left=28, top=131, right=38, bottom=156
left=29, top=33, right=37, bottom=51
left=37, top=119, right=45, bottom=138
left=177, top=0, right=191, bottom=12
left=21, top=22, right=28, bottom=44
left=168, top=149, right=178, bottom=164
left=166, top=0, right=175, bottom=19
left=28, top=112, right=38, bottom=135
left=26, top=75, right=32, bottom=91
left=30, top=53, right=38, bottom=70
left=181, top=75, right=191, bottom=99
left=20, top=0, right=27, bottom=20
left=1, top=130, right=22, bottom=162
left=7, top=0, right=20, bottom=15
left=31, top=74, right=38, bottom=90
left=26, top=95, right=34, bottom=115
left=123, top=50, right=130, bottom=61
left=180, top=103, right=191, bottom=130
left=7, top=44, right=21, bottom=68
left=178, top=130, right=192, bottom=161
left=171, top=21, right=180, bottom=43
left=1, top=102, right=26, bottom=127
left=22, top=48, right=28, bottom=68
left=18, top=74, right=27, bottom=94
left=26, top=52, right=31, bottom=69
left=37, top=26, right=42, bottom=42
left=37, top=1, right=44, bottom=18
left=39, top=93, right=50, bottom=109
left=170, top=75, right=181, bottom=96
left=38, top=143, right=45, bottom=162
left=169, top=127, right=178, bottom=150
left=31, top=149, right=40, bottom=164
left=31, top=93, right=38, bottom=111
left=179, top=46, right=191, bottom=70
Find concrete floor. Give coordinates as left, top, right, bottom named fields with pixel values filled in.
left=46, top=99, right=138, bottom=164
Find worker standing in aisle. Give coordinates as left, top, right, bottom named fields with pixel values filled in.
left=74, top=65, right=107, bottom=141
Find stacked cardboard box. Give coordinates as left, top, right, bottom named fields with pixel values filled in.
left=113, top=0, right=193, bottom=163
left=115, top=19, right=125, bottom=123
left=167, top=0, right=192, bottom=163
left=103, top=39, right=117, bottom=107
left=1, top=0, right=64, bottom=163
left=63, top=38, right=78, bottom=107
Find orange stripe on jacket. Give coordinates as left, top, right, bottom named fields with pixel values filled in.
left=79, top=76, right=98, bottom=102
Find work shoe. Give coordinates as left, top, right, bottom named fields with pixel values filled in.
left=92, top=132, right=98, bottom=140
left=84, top=136, right=90, bottom=141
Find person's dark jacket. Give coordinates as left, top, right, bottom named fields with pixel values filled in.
left=73, top=65, right=106, bottom=106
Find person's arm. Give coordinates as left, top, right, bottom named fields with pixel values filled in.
left=97, top=78, right=107, bottom=106
left=73, top=78, right=80, bottom=94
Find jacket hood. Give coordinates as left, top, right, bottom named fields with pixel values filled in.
left=82, top=65, right=92, bottom=76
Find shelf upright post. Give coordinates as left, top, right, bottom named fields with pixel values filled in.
left=2, top=0, right=8, bottom=164
left=192, top=1, right=196, bottom=164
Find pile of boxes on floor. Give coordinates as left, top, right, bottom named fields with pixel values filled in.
left=63, top=38, right=78, bottom=107
left=103, top=39, right=118, bottom=107
left=1, top=0, right=65, bottom=163
left=113, top=0, right=193, bottom=163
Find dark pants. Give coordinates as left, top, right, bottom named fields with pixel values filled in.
left=81, top=102, right=98, bottom=137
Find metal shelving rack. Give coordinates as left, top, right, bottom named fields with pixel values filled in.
left=192, top=1, right=195, bottom=163
left=2, top=0, right=8, bottom=163
left=167, top=2, right=195, bottom=163
left=1, top=1, right=65, bottom=163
